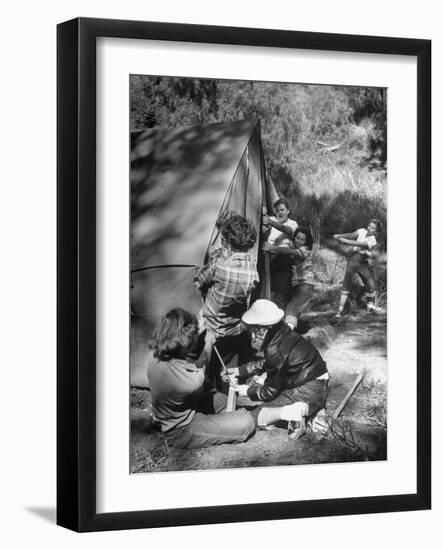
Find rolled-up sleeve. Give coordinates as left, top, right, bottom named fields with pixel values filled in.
left=195, top=259, right=218, bottom=289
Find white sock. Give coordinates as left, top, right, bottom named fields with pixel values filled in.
left=280, top=402, right=309, bottom=421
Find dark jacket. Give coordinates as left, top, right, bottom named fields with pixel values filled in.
left=240, top=322, right=327, bottom=402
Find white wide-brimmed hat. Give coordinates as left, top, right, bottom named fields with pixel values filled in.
left=242, top=299, right=284, bottom=326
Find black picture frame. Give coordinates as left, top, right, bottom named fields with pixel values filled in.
left=57, top=17, right=431, bottom=532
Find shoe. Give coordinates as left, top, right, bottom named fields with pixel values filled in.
left=310, top=409, right=329, bottom=434
left=334, top=310, right=343, bottom=319
left=288, top=419, right=306, bottom=440
left=281, top=402, right=309, bottom=440
left=366, top=303, right=382, bottom=313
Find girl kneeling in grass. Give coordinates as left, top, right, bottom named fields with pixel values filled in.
left=262, top=226, right=314, bottom=330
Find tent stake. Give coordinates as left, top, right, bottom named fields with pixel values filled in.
left=213, top=345, right=237, bottom=412
left=333, top=368, right=367, bottom=420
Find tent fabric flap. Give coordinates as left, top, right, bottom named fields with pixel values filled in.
left=130, top=118, right=278, bottom=387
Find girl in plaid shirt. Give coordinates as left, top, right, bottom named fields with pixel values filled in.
left=195, top=212, right=259, bottom=388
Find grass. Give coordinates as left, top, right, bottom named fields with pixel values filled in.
left=360, top=379, right=387, bottom=428
left=130, top=387, right=150, bottom=409
left=131, top=438, right=174, bottom=473
left=324, top=419, right=370, bottom=461
left=311, top=245, right=387, bottom=310
left=317, top=378, right=387, bottom=463
left=129, top=244, right=388, bottom=473
left=312, top=246, right=346, bottom=286
left=130, top=362, right=388, bottom=472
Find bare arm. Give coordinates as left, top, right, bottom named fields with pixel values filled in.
left=195, top=331, right=216, bottom=369
left=262, top=242, right=305, bottom=258
left=337, top=237, right=370, bottom=249
left=268, top=218, right=295, bottom=237
left=333, top=231, right=359, bottom=240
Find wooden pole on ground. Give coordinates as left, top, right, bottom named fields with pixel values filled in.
left=333, top=368, right=367, bottom=420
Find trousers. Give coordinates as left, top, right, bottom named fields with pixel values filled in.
left=249, top=378, right=329, bottom=426
left=342, top=254, right=375, bottom=297
left=165, top=391, right=255, bottom=449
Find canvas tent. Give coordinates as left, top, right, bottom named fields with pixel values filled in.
left=130, top=118, right=278, bottom=387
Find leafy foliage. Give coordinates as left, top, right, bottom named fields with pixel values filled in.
left=130, top=76, right=387, bottom=243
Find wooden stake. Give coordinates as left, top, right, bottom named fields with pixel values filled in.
left=213, top=345, right=237, bottom=412
left=333, top=368, right=367, bottom=420
left=226, top=386, right=237, bottom=413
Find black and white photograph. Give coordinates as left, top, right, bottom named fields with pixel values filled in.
left=0, top=0, right=436, bottom=542
left=129, top=75, right=388, bottom=473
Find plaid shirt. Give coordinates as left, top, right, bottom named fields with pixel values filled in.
left=196, top=249, right=259, bottom=338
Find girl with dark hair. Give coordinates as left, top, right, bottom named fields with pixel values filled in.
left=195, top=212, right=259, bottom=390
left=261, top=199, right=299, bottom=311
left=147, top=308, right=255, bottom=449
left=333, top=219, right=381, bottom=318
left=262, top=226, right=315, bottom=329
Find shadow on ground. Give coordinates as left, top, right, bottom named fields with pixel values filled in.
left=130, top=311, right=387, bottom=474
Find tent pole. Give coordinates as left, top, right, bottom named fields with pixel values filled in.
left=264, top=255, right=271, bottom=299
left=258, top=121, right=271, bottom=300
left=262, top=206, right=271, bottom=300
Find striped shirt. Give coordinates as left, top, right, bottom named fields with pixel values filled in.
left=290, top=246, right=314, bottom=287
left=196, top=251, right=259, bottom=338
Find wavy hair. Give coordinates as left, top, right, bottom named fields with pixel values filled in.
left=369, top=218, right=382, bottom=233
left=220, top=212, right=257, bottom=252
left=149, top=308, right=199, bottom=361
left=293, top=226, right=314, bottom=250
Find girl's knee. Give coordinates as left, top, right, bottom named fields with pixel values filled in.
left=238, top=411, right=256, bottom=440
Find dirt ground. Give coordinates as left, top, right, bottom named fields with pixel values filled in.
left=130, top=310, right=387, bottom=473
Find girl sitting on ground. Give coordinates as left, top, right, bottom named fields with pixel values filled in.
left=147, top=308, right=256, bottom=449
left=262, top=226, right=315, bottom=330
